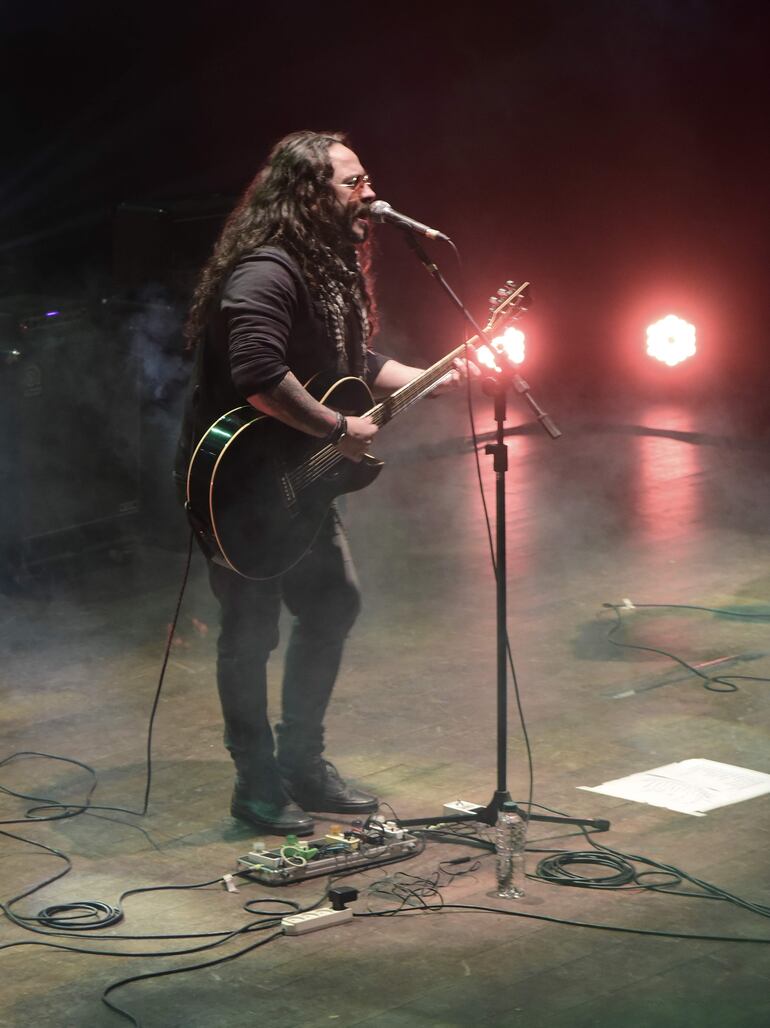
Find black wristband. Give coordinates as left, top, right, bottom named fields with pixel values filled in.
left=323, top=411, right=348, bottom=445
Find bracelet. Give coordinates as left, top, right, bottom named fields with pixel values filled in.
left=323, top=411, right=348, bottom=445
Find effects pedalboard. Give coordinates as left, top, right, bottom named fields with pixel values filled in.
left=238, top=818, right=419, bottom=885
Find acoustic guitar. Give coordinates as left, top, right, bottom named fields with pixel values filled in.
left=186, top=281, right=529, bottom=578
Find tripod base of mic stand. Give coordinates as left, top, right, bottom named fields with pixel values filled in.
left=396, top=790, right=610, bottom=833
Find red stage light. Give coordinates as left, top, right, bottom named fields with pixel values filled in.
left=477, top=326, right=526, bottom=371
left=645, top=315, right=696, bottom=366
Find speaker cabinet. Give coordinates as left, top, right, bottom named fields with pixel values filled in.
left=0, top=303, right=141, bottom=572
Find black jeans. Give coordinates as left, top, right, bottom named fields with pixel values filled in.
left=207, top=509, right=361, bottom=777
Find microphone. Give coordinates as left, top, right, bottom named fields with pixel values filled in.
left=369, top=200, right=451, bottom=243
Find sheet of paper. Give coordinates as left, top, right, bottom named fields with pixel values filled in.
left=578, top=759, right=770, bottom=816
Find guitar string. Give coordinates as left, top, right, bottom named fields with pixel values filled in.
left=290, top=348, right=468, bottom=491
left=293, top=369, right=453, bottom=489
left=291, top=314, right=524, bottom=488
left=290, top=288, right=536, bottom=491
left=292, top=384, right=422, bottom=489
left=245, top=290, right=525, bottom=494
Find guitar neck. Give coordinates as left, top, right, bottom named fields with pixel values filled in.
left=367, top=339, right=476, bottom=427
left=362, top=281, right=528, bottom=429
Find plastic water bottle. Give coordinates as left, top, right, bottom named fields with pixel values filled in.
left=495, top=801, right=526, bottom=898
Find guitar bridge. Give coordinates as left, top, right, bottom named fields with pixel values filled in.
left=279, top=470, right=299, bottom=517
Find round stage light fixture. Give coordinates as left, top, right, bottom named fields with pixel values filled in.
left=645, top=315, right=696, bottom=366
left=477, top=326, right=526, bottom=372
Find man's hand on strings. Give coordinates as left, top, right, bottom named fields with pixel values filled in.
left=430, top=355, right=481, bottom=396
left=335, top=414, right=378, bottom=462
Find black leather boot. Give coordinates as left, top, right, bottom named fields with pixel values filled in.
left=276, top=723, right=378, bottom=815
left=230, top=758, right=315, bottom=836
left=280, top=757, right=379, bottom=815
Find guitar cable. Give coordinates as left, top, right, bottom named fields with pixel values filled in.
left=0, top=528, right=196, bottom=931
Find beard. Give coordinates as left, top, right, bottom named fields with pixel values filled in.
left=342, top=201, right=371, bottom=244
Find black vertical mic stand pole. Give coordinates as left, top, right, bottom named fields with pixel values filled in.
left=394, top=230, right=610, bottom=835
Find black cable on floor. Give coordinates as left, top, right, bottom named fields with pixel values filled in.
left=102, top=928, right=285, bottom=1027
left=515, top=800, right=770, bottom=920
left=535, top=849, right=636, bottom=888
left=602, top=600, right=770, bottom=693
left=354, top=902, right=770, bottom=943
left=0, top=871, right=324, bottom=949
left=0, top=533, right=195, bottom=932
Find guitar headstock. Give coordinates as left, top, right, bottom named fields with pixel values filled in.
left=485, top=280, right=531, bottom=334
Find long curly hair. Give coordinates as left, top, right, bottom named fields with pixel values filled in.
left=184, top=130, right=376, bottom=352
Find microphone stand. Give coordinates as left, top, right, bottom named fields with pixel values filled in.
left=393, top=230, right=610, bottom=836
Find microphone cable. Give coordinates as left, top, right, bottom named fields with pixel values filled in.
left=439, top=239, right=536, bottom=820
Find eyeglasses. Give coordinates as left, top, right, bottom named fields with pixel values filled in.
left=341, top=173, right=372, bottom=190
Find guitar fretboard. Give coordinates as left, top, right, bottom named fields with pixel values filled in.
left=292, top=279, right=528, bottom=491
left=289, top=341, right=476, bottom=492
left=366, top=340, right=475, bottom=427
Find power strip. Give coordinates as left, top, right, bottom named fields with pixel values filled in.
left=282, top=907, right=353, bottom=936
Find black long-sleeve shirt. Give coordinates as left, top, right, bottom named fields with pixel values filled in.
left=223, top=248, right=384, bottom=396
left=175, top=246, right=385, bottom=494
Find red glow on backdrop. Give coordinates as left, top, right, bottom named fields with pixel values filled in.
left=646, top=315, right=696, bottom=366
left=477, top=326, right=526, bottom=371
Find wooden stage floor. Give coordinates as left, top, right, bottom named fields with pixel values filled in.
left=2, top=390, right=769, bottom=1027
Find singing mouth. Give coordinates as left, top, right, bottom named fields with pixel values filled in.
left=352, top=210, right=370, bottom=233
left=348, top=204, right=371, bottom=240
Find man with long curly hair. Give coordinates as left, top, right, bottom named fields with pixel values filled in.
left=177, top=130, right=455, bottom=836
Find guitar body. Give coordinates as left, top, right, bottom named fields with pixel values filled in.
left=186, top=373, right=383, bottom=579
left=186, top=279, right=529, bottom=580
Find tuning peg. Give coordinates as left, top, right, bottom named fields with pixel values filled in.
left=488, top=296, right=498, bottom=306
left=497, top=287, right=510, bottom=297
left=506, top=280, right=516, bottom=288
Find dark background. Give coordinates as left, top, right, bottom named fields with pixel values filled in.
left=3, top=0, right=769, bottom=387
